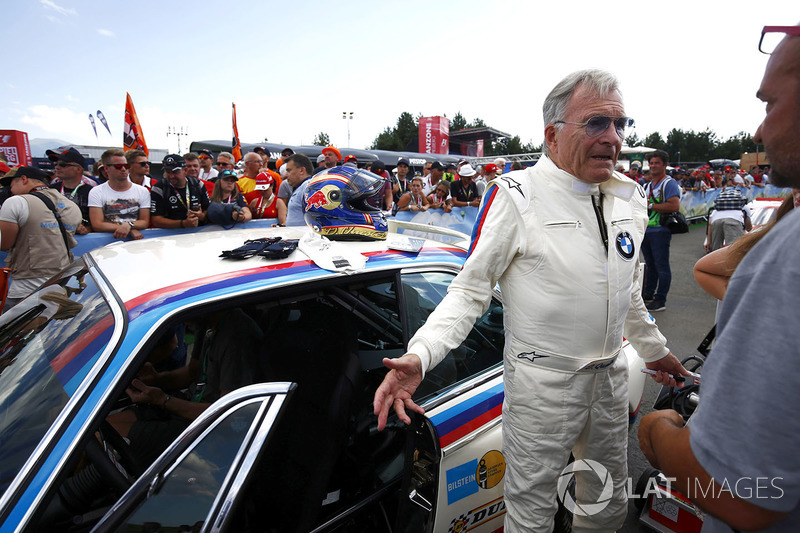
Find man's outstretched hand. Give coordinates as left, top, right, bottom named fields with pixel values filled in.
left=373, top=353, right=425, bottom=430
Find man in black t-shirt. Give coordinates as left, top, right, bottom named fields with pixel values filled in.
left=151, top=154, right=210, bottom=229
left=449, top=163, right=481, bottom=207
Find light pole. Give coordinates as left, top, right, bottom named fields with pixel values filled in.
left=675, top=151, right=681, bottom=166
left=342, top=111, right=353, bottom=147
left=167, top=126, right=189, bottom=154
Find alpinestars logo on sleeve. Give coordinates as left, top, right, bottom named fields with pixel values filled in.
left=501, top=175, right=524, bottom=197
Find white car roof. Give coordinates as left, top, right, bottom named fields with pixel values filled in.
left=87, top=226, right=467, bottom=305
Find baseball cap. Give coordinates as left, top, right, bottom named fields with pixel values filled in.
left=255, top=172, right=274, bottom=190
left=343, top=155, right=358, bottom=164
left=198, top=149, right=214, bottom=158
left=484, top=163, right=498, bottom=174
left=371, top=161, right=386, bottom=173
left=316, top=154, right=325, bottom=164
left=0, top=165, right=52, bottom=186
left=430, top=162, right=445, bottom=172
left=254, top=146, right=268, bottom=155
left=46, top=147, right=86, bottom=168
left=321, top=145, right=342, bottom=160
left=162, top=154, right=186, bottom=171
left=397, top=157, right=410, bottom=166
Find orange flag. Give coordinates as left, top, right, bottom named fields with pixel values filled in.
left=123, top=93, right=149, bottom=156
left=232, top=102, right=242, bottom=162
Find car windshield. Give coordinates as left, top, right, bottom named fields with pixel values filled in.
left=0, top=261, right=115, bottom=496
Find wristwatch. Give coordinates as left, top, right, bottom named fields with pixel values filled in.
left=128, top=221, right=136, bottom=228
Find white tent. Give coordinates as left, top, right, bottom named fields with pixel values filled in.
left=620, top=145, right=658, bottom=155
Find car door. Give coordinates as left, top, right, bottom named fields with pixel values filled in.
left=91, top=383, right=294, bottom=532
left=396, top=271, right=507, bottom=533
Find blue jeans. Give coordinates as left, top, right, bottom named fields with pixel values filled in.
left=642, top=226, right=672, bottom=302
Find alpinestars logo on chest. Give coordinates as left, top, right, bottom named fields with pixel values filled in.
left=615, top=231, right=635, bottom=261
left=501, top=175, right=524, bottom=196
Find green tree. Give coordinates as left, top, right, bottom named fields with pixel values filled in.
left=312, top=132, right=330, bottom=146
left=665, top=128, right=688, bottom=162
left=641, top=132, right=667, bottom=151
left=486, top=136, right=539, bottom=156
left=713, top=132, right=758, bottom=160
left=451, top=112, right=468, bottom=132
left=624, top=132, right=641, bottom=147
left=469, top=117, right=487, bottom=128
left=370, top=112, right=420, bottom=151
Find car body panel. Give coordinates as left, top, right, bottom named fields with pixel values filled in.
left=428, top=376, right=506, bottom=533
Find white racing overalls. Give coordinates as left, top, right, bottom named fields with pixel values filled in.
left=408, top=156, right=669, bottom=532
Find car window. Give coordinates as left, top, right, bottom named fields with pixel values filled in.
left=118, top=400, right=262, bottom=531
left=0, top=262, right=114, bottom=497
left=401, top=272, right=504, bottom=401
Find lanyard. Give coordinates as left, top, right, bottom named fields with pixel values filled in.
left=170, top=182, right=191, bottom=209
left=591, top=193, right=608, bottom=254
left=60, top=182, right=82, bottom=199
left=462, top=182, right=472, bottom=200
left=256, top=194, right=274, bottom=216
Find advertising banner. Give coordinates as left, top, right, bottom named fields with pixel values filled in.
left=0, top=130, right=32, bottom=166
left=419, top=116, right=450, bottom=155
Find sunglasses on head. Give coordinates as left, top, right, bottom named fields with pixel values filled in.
left=108, top=163, right=131, bottom=170
left=554, top=116, right=634, bottom=139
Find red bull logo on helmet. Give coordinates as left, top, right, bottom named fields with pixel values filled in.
left=305, top=184, right=343, bottom=211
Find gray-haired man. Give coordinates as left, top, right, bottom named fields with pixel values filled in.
left=374, top=69, right=687, bottom=532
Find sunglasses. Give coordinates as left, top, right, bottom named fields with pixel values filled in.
left=136, top=161, right=150, bottom=167
left=198, top=154, right=211, bottom=159
left=758, top=25, right=800, bottom=54
left=108, top=163, right=131, bottom=170
left=554, top=116, right=634, bottom=138
left=217, top=162, right=233, bottom=167
left=56, top=162, right=80, bottom=168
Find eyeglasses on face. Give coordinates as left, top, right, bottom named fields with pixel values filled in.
left=108, top=163, right=130, bottom=170
left=758, top=25, right=800, bottom=54
left=554, top=116, right=634, bottom=139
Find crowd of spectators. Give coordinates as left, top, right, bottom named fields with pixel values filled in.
left=619, top=160, right=771, bottom=192
left=0, top=146, right=518, bottom=234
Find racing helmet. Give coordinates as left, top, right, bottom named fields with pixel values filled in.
left=303, top=166, right=388, bottom=241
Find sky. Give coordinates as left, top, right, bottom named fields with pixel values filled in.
left=1, top=0, right=796, bottom=157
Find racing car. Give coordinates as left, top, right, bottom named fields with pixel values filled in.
left=0, top=221, right=647, bottom=533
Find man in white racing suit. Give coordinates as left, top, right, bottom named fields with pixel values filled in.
left=374, top=69, right=688, bottom=532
